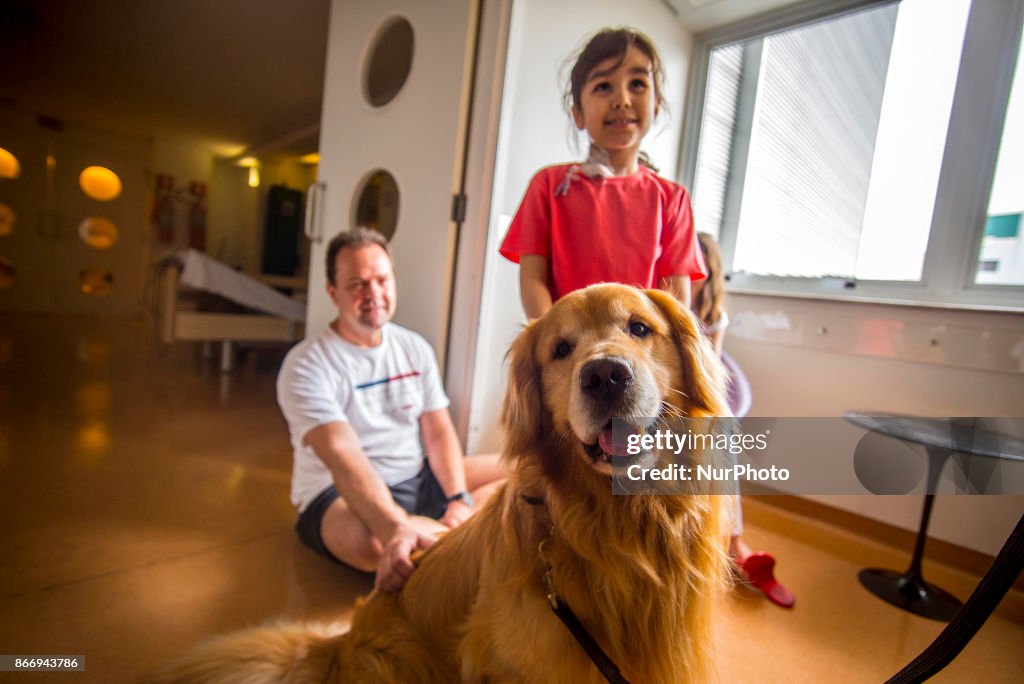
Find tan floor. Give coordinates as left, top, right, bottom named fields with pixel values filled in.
left=0, top=313, right=1021, bottom=683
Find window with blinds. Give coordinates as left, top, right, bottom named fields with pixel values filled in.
left=693, top=0, right=975, bottom=282
left=734, top=6, right=897, bottom=279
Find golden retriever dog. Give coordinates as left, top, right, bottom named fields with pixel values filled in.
left=158, top=283, right=731, bottom=683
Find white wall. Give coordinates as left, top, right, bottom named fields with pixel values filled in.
left=727, top=292, right=1024, bottom=556
left=466, top=0, right=694, bottom=453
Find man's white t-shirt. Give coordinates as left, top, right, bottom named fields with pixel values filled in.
left=277, top=322, right=450, bottom=512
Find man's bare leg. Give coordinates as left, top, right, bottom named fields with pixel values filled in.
left=321, top=496, right=445, bottom=572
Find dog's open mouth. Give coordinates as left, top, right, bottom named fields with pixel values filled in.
left=582, top=419, right=648, bottom=469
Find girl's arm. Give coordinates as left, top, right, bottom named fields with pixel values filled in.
left=658, top=275, right=691, bottom=311
left=520, top=255, right=553, bottom=320
left=707, top=328, right=725, bottom=356
left=662, top=275, right=725, bottom=355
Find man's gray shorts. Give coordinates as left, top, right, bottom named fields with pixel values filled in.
left=294, top=462, right=447, bottom=566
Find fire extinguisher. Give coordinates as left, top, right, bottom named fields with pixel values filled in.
left=188, top=181, right=207, bottom=251
left=152, top=173, right=175, bottom=243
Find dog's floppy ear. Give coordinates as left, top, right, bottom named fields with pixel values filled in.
left=645, top=288, right=730, bottom=416
left=501, top=320, right=544, bottom=458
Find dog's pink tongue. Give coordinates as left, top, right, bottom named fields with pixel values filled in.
left=598, top=423, right=638, bottom=457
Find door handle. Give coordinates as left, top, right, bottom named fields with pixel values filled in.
left=304, top=181, right=325, bottom=243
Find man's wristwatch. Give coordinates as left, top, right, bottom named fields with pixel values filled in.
left=446, top=490, right=475, bottom=508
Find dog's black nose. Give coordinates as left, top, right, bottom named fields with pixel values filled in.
left=580, top=358, right=634, bottom=403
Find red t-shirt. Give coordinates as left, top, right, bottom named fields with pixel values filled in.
left=499, top=164, right=706, bottom=301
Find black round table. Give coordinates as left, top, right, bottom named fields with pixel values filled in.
left=844, top=413, right=1024, bottom=622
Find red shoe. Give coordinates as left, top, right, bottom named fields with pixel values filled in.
left=737, top=552, right=795, bottom=608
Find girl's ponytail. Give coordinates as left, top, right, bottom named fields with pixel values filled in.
left=637, top=151, right=659, bottom=174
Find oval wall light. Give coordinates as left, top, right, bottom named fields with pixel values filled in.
left=79, top=166, right=122, bottom=201
left=77, top=267, right=115, bottom=296
left=0, top=147, right=20, bottom=179
left=0, top=256, right=14, bottom=290
left=0, top=204, right=16, bottom=237
left=78, top=217, right=119, bottom=249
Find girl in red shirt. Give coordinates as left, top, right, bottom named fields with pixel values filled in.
left=500, top=27, right=704, bottom=316
left=500, top=27, right=794, bottom=607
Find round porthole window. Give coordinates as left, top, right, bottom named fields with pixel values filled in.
left=353, top=170, right=399, bottom=240
left=78, top=268, right=115, bottom=296
left=0, top=204, right=15, bottom=236
left=363, top=17, right=414, bottom=107
left=78, top=217, right=119, bottom=249
left=79, top=166, right=122, bottom=201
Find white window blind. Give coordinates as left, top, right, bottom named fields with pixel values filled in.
left=732, top=5, right=898, bottom=279
left=691, top=44, right=742, bottom=242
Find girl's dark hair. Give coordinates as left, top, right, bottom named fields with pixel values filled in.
left=565, top=27, right=667, bottom=123
left=694, top=232, right=725, bottom=327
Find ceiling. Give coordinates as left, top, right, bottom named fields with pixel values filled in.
left=0, top=0, right=330, bottom=156
left=0, top=0, right=803, bottom=157
left=663, top=0, right=806, bottom=32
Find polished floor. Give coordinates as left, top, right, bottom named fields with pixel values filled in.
left=0, top=313, right=1021, bottom=683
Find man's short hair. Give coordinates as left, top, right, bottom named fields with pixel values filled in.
left=325, top=227, right=392, bottom=285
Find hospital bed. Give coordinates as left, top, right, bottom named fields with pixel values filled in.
left=157, top=249, right=306, bottom=371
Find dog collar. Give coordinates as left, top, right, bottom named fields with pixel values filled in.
left=537, top=538, right=631, bottom=684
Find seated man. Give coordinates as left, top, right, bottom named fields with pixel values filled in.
left=277, top=227, right=504, bottom=591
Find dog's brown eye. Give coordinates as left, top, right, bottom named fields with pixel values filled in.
left=629, top=321, right=651, bottom=338
left=554, top=341, right=572, bottom=359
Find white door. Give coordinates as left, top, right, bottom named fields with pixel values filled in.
left=307, top=0, right=479, bottom=363
left=0, top=114, right=147, bottom=317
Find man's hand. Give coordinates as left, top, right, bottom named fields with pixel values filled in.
left=439, top=500, right=473, bottom=529
left=374, top=525, right=437, bottom=592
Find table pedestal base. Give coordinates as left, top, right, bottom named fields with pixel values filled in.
left=859, top=568, right=962, bottom=621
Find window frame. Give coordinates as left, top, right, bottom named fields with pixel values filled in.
left=679, top=0, right=1024, bottom=313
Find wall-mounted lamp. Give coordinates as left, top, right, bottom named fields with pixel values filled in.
left=237, top=156, right=260, bottom=188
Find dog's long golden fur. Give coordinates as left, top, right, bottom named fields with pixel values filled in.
left=158, top=284, right=731, bottom=683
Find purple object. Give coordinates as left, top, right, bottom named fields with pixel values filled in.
left=721, top=351, right=752, bottom=418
